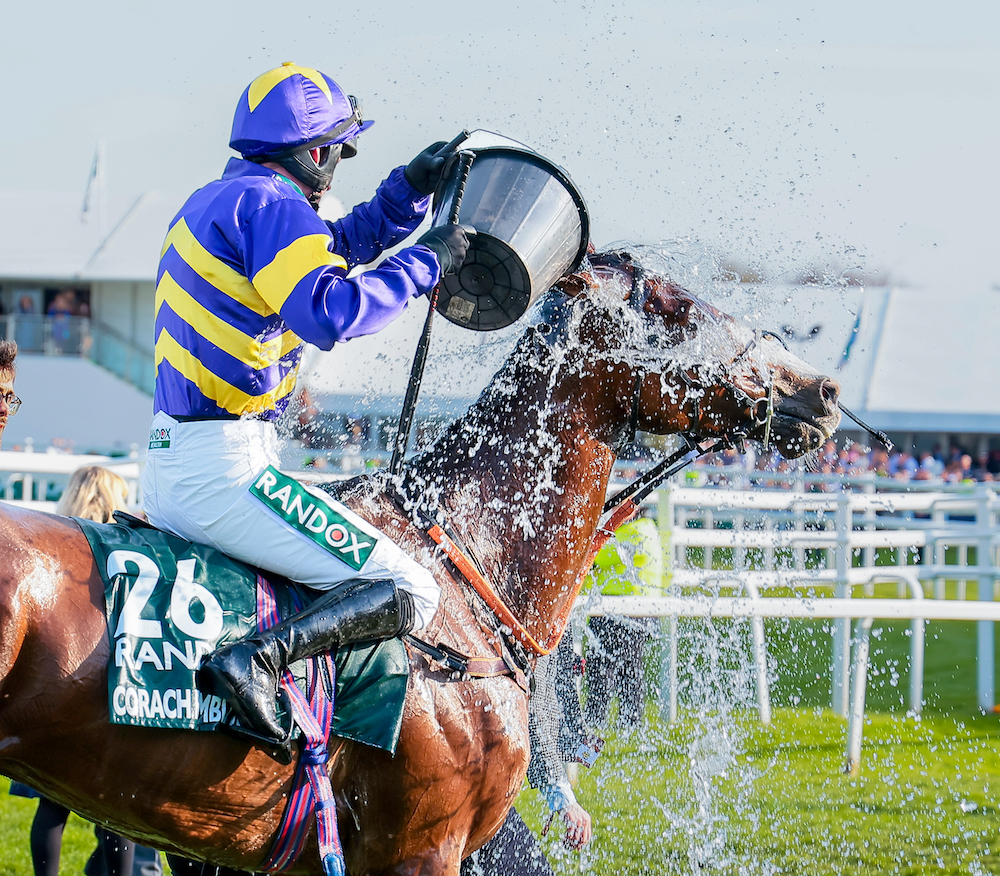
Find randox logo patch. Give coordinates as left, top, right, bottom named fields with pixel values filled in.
left=148, top=427, right=171, bottom=449
left=249, top=466, right=377, bottom=571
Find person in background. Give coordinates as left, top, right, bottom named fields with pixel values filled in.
left=583, top=512, right=663, bottom=729
left=461, top=632, right=598, bottom=876
left=9, top=466, right=162, bottom=876
left=14, top=296, right=41, bottom=352
left=0, top=339, right=19, bottom=447
left=58, top=466, right=131, bottom=522
left=46, top=289, right=76, bottom=355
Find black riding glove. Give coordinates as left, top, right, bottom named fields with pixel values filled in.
left=405, top=141, right=449, bottom=196
left=417, top=225, right=476, bottom=275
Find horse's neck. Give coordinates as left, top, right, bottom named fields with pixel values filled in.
left=412, top=337, right=628, bottom=642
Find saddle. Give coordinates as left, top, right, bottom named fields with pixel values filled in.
left=76, top=512, right=409, bottom=754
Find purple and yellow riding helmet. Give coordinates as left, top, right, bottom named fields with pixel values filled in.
left=230, top=62, right=374, bottom=191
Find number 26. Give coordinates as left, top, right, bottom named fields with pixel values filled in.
left=109, top=550, right=224, bottom=642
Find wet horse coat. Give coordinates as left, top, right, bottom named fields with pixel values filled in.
left=0, top=258, right=840, bottom=874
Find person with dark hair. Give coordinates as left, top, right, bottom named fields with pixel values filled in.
left=0, top=339, right=19, bottom=448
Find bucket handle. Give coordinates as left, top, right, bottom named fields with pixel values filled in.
left=389, top=150, right=475, bottom=476
left=448, top=151, right=475, bottom=225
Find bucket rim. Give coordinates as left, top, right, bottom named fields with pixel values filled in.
left=434, top=145, right=591, bottom=275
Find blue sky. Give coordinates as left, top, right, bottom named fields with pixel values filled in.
left=2, top=0, right=998, bottom=292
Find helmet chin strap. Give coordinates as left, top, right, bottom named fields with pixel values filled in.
left=306, top=187, right=327, bottom=211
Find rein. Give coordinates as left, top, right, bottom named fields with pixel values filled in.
left=411, top=433, right=734, bottom=660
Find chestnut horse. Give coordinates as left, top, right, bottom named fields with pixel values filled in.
left=0, top=253, right=840, bottom=874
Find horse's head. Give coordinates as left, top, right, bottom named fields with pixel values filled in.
left=551, top=251, right=841, bottom=459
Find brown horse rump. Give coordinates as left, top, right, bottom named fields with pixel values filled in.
left=75, top=514, right=409, bottom=753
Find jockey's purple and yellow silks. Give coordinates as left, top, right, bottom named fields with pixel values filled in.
left=153, top=158, right=439, bottom=420
left=230, top=63, right=374, bottom=156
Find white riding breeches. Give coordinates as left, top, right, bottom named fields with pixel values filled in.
left=141, top=413, right=440, bottom=629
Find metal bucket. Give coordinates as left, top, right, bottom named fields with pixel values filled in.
left=431, top=139, right=589, bottom=331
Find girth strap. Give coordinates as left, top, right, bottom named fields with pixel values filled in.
left=405, top=635, right=529, bottom=694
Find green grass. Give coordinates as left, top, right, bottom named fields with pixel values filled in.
left=1, top=604, right=998, bottom=875
left=516, top=607, right=1000, bottom=876
left=0, top=794, right=99, bottom=876
left=521, top=709, right=1000, bottom=876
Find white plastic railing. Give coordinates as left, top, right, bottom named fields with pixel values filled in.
left=660, top=483, right=999, bottom=712
left=584, top=593, right=999, bottom=773
left=0, top=449, right=142, bottom=509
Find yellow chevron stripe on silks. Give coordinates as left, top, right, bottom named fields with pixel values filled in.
left=247, top=64, right=332, bottom=112
left=154, top=329, right=300, bottom=416
left=160, top=219, right=273, bottom=318
left=156, top=271, right=303, bottom=369
left=252, top=234, right=348, bottom=312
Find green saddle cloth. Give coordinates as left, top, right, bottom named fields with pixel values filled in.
left=77, top=516, right=408, bottom=753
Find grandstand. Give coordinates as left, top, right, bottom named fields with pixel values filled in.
left=1, top=190, right=998, bottom=462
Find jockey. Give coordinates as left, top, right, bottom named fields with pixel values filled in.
left=142, top=63, right=473, bottom=750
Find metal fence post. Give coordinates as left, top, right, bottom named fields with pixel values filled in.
left=845, top=616, right=874, bottom=776
left=832, top=491, right=853, bottom=716
left=976, top=486, right=995, bottom=712
left=658, top=487, right=678, bottom=722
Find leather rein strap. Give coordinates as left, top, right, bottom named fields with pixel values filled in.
left=425, top=522, right=554, bottom=656
left=417, top=433, right=723, bottom=659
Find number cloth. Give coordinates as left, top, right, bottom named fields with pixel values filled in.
left=77, top=516, right=409, bottom=752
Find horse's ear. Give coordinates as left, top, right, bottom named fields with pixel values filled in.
left=642, top=279, right=694, bottom=324
left=553, top=271, right=599, bottom=298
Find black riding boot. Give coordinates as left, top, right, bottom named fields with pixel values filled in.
left=199, top=578, right=414, bottom=748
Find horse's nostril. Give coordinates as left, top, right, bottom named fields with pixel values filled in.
left=753, top=398, right=769, bottom=424
left=820, top=379, right=840, bottom=405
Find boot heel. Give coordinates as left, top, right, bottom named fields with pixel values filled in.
left=219, top=687, right=296, bottom=764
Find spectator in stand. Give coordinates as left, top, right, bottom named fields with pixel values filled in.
left=692, top=434, right=1000, bottom=485
left=943, top=454, right=975, bottom=483
left=987, top=450, right=1000, bottom=477
left=918, top=451, right=943, bottom=478
left=46, top=289, right=76, bottom=355
left=869, top=449, right=889, bottom=476
left=891, top=451, right=918, bottom=481
left=13, top=295, right=41, bottom=352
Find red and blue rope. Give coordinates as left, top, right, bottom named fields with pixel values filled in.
left=257, top=576, right=345, bottom=876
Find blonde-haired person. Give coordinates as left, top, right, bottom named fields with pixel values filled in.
left=13, top=466, right=159, bottom=876
left=56, top=465, right=129, bottom=522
